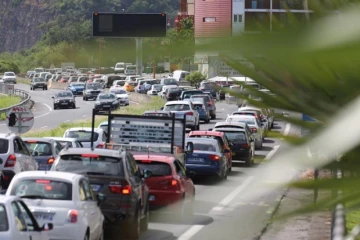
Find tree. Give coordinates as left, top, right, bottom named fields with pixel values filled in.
left=0, top=60, right=20, bottom=73
left=185, top=71, right=206, bottom=88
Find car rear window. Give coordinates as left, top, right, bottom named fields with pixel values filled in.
left=25, top=141, right=52, bottom=156
left=10, top=179, right=72, bottom=200
left=201, top=82, right=217, bottom=89
left=164, top=104, right=190, bottom=111
left=0, top=139, right=9, bottom=154
left=193, top=143, right=217, bottom=152
left=222, top=131, right=247, bottom=142
left=189, top=135, right=224, bottom=145
left=233, top=112, right=255, bottom=116
left=137, top=161, right=171, bottom=176
left=56, top=141, right=72, bottom=148
left=64, top=131, right=99, bottom=142
left=0, top=205, right=8, bottom=231
left=53, top=154, right=124, bottom=176
left=227, top=118, right=255, bottom=125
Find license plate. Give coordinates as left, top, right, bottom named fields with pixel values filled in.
left=33, top=213, right=54, bottom=221
left=149, top=195, right=155, bottom=201
left=188, top=158, right=204, bottom=163
left=103, top=105, right=110, bottom=107
left=91, top=184, right=101, bottom=192
left=61, top=102, right=68, bottom=105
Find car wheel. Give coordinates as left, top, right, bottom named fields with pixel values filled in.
left=73, top=105, right=76, bottom=109
left=84, top=232, right=89, bottom=240
left=45, top=87, right=48, bottom=90
left=140, top=201, right=149, bottom=231
left=128, top=206, right=140, bottom=239
left=211, top=115, right=216, bottom=120
left=84, top=96, right=87, bottom=101
left=53, top=105, right=57, bottom=110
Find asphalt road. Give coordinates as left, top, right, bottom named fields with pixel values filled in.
left=0, top=83, right=294, bottom=240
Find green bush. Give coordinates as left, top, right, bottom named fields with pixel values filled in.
left=0, top=60, right=20, bottom=73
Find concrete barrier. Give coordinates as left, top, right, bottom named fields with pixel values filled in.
left=48, top=80, right=69, bottom=90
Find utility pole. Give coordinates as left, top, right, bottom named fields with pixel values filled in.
left=153, top=39, right=156, bottom=79
left=98, top=38, right=102, bottom=74
left=135, top=38, right=143, bottom=76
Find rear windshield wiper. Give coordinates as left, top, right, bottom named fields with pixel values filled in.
left=20, top=195, right=47, bottom=199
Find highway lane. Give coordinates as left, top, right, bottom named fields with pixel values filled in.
left=134, top=104, right=291, bottom=240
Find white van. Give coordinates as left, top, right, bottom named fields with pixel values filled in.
left=125, top=65, right=136, bottom=75
left=114, top=62, right=125, bottom=73
left=170, top=70, right=190, bottom=81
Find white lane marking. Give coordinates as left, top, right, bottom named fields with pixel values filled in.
left=283, top=123, right=291, bottom=136
left=264, top=145, right=280, bottom=161
left=43, top=103, right=52, bottom=112
left=130, top=101, right=139, bottom=105
left=64, top=120, right=70, bottom=123
left=211, top=176, right=255, bottom=212
left=40, top=126, right=48, bottom=129
left=177, top=225, right=205, bottom=240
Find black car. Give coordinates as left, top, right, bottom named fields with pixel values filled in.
left=94, top=93, right=120, bottom=112
left=165, top=87, right=183, bottom=101
left=50, top=148, right=151, bottom=239
left=178, top=90, right=204, bottom=100
left=83, top=82, right=102, bottom=101
left=52, top=91, right=76, bottom=109
left=199, top=81, right=219, bottom=100
left=219, top=84, right=231, bottom=100
left=30, top=77, right=47, bottom=90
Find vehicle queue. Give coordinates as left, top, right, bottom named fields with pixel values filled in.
left=0, top=67, right=277, bottom=240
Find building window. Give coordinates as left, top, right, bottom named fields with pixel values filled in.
left=233, top=14, right=243, bottom=23
left=203, top=17, right=216, bottom=22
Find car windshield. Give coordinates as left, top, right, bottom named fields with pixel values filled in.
left=0, top=139, right=9, bottom=154
left=86, top=83, right=101, bottom=89
left=71, top=83, right=84, bottom=87
left=115, top=81, right=126, bottom=86
left=116, top=64, right=124, bottom=68
left=25, top=142, right=52, bottom=156
left=191, top=142, right=217, bottom=152
left=10, top=179, right=72, bottom=200
left=64, top=131, right=99, bottom=142
left=222, top=131, right=247, bottom=142
left=137, top=161, right=171, bottom=176
left=56, top=92, right=73, bottom=98
left=98, top=94, right=115, bottom=100
left=110, top=89, right=127, bottom=94
left=183, top=91, right=203, bottom=99
left=53, top=154, right=124, bottom=176
left=4, top=73, right=14, bottom=76
left=0, top=205, right=8, bottom=232
left=164, top=104, right=190, bottom=111
left=226, top=117, right=255, bottom=125
left=78, top=77, right=88, bottom=82
left=34, top=78, right=44, bottom=82
left=163, top=79, right=177, bottom=85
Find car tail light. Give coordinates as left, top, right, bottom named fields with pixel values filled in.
left=208, top=155, right=220, bottom=161
left=240, top=143, right=249, bottom=148
left=67, top=210, right=78, bottom=223
left=251, top=128, right=257, bottom=133
left=47, top=158, right=55, bottom=164
left=96, top=143, right=105, bottom=149
left=186, top=112, right=193, bottom=116
left=4, top=154, right=16, bottom=167
left=158, top=179, right=180, bottom=190
left=109, top=181, right=132, bottom=195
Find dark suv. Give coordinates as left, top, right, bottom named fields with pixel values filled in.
left=30, top=77, right=47, bottom=90
left=50, top=148, right=151, bottom=239
left=199, top=81, right=219, bottom=100
left=83, top=82, right=102, bottom=101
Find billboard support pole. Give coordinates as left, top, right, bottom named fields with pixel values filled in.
left=136, top=38, right=143, bottom=76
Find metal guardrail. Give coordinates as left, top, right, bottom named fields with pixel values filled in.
left=0, top=83, right=33, bottom=115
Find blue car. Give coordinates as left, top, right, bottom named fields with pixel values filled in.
left=23, top=138, right=63, bottom=171
left=192, top=101, right=210, bottom=123
left=185, top=138, right=229, bottom=179
left=67, top=82, right=85, bottom=95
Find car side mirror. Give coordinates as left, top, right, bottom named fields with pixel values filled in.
left=185, top=142, right=194, bottom=154
left=51, top=96, right=54, bottom=99
left=223, top=149, right=231, bottom=153
left=41, top=223, right=53, bottom=231
left=142, top=169, right=153, bottom=179
left=187, top=171, right=196, bottom=179
left=96, top=193, right=107, bottom=206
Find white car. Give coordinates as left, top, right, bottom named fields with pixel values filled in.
left=109, top=88, right=129, bottom=105
left=238, top=106, right=272, bottom=131
left=124, top=65, right=136, bottom=75
left=111, top=80, right=127, bottom=88
left=225, top=115, right=264, bottom=149
left=0, top=195, right=53, bottom=240
left=63, top=128, right=107, bottom=148
left=147, top=84, right=163, bottom=95
left=114, top=62, right=125, bottom=73
left=3, top=72, right=17, bottom=84
left=163, top=101, right=200, bottom=130
left=43, top=137, right=84, bottom=148
left=0, top=133, right=38, bottom=189
left=6, top=171, right=106, bottom=240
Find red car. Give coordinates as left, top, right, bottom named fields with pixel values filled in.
left=188, top=131, right=233, bottom=172
left=132, top=153, right=196, bottom=217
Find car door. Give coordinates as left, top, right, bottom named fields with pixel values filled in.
left=189, top=102, right=199, bottom=124
left=80, top=178, right=102, bottom=240
left=174, top=160, right=194, bottom=198
left=126, top=153, right=145, bottom=209
left=13, top=138, right=30, bottom=171
left=11, top=200, right=48, bottom=240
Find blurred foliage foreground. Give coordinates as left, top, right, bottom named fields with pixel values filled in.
left=197, top=2, right=360, bottom=236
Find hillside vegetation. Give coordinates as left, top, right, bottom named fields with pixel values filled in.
left=0, top=0, right=185, bottom=72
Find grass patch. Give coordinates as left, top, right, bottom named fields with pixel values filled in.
left=0, top=95, right=22, bottom=120
left=17, top=77, right=30, bottom=85
left=346, top=200, right=360, bottom=239
left=23, top=96, right=165, bottom=137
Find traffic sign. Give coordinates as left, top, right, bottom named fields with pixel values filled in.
left=5, top=106, right=34, bottom=134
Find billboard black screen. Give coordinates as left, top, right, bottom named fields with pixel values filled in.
left=92, top=13, right=167, bottom=38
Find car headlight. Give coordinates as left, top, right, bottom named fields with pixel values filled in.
left=95, top=101, right=100, bottom=105
left=112, top=101, right=118, bottom=105
left=55, top=100, right=60, bottom=103
left=69, top=99, right=73, bottom=102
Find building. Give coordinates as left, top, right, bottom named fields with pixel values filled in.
left=193, top=0, right=310, bottom=77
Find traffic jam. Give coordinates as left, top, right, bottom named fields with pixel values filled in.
left=0, top=78, right=276, bottom=240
